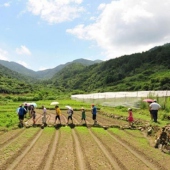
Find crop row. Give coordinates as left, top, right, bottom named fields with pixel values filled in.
left=0, top=126, right=169, bottom=170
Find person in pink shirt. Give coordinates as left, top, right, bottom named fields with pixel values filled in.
left=128, top=108, right=134, bottom=126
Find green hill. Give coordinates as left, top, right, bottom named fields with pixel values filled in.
left=0, top=64, right=36, bottom=94
left=0, top=58, right=103, bottom=79
left=50, top=44, right=170, bottom=93
left=0, top=44, right=170, bottom=95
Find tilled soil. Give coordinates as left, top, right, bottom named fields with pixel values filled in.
left=0, top=109, right=169, bottom=170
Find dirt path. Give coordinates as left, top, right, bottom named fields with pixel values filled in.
left=50, top=127, right=78, bottom=170
left=72, top=129, right=86, bottom=170
left=42, top=130, right=59, bottom=170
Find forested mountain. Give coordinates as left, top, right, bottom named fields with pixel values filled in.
left=50, top=44, right=170, bottom=93
left=35, top=58, right=102, bottom=79
left=0, top=60, right=36, bottom=78
left=0, top=58, right=103, bottom=79
left=0, top=64, right=37, bottom=94
left=1, top=44, right=170, bottom=95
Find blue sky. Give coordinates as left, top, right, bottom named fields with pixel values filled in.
left=0, top=0, right=170, bottom=71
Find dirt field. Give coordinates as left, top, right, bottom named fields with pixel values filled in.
left=0, top=109, right=170, bottom=170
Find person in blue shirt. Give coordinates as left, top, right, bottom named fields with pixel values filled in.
left=18, top=105, right=26, bottom=127
left=91, top=104, right=97, bottom=124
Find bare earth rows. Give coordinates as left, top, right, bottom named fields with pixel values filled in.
left=0, top=109, right=169, bottom=170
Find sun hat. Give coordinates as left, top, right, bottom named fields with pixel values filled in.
left=128, top=108, right=132, bottom=111
left=81, top=107, right=84, bottom=110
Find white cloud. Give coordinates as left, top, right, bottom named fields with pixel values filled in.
left=16, top=45, right=31, bottom=55
left=38, top=66, right=48, bottom=71
left=27, top=0, right=84, bottom=24
left=17, top=60, right=29, bottom=68
left=4, top=2, right=10, bottom=7
left=0, top=49, right=8, bottom=60
left=67, top=0, right=170, bottom=59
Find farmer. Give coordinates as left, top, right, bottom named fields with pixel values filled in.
left=149, top=100, right=161, bottom=123
left=80, top=107, right=86, bottom=124
left=28, top=105, right=34, bottom=117
left=18, top=104, right=26, bottom=127
left=54, top=105, right=61, bottom=125
left=32, top=110, right=36, bottom=125
left=91, top=104, right=97, bottom=124
left=23, top=103, right=28, bottom=117
left=127, top=108, right=134, bottom=126
left=42, top=105, right=47, bottom=125
left=67, top=108, right=73, bottom=124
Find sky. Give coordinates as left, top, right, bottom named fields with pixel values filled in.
left=0, top=0, right=170, bottom=71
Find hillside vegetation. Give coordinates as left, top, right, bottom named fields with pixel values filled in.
left=0, top=44, right=170, bottom=96
left=51, top=44, right=170, bottom=93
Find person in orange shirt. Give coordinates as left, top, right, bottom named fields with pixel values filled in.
left=54, top=105, right=61, bottom=125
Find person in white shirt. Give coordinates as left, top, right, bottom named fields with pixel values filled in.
left=149, top=100, right=161, bottom=122
left=42, top=105, right=47, bottom=125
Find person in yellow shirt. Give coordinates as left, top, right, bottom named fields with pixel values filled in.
left=54, top=105, right=61, bottom=125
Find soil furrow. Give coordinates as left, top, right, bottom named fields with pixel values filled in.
left=91, top=128, right=154, bottom=170
left=42, top=130, right=60, bottom=170
left=0, top=128, right=24, bottom=148
left=61, top=114, right=67, bottom=124
left=72, top=129, right=86, bottom=170
left=72, top=116, right=79, bottom=124
left=13, top=128, right=55, bottom=170
left=6, top=129, right=43, bottom=170
left=51, top=127, right=77, bottom=170
left=107, top=130, right=159, bottom=170
left=88, top=129, right=123, bottom=170
left=108, top=129, right=169, bottom=170
left=75, top=127, right=114, bottom=170
left=0, top=128, right=40, bottom=170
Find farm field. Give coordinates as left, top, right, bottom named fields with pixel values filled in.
left=0, top=109, right=170, bottom=170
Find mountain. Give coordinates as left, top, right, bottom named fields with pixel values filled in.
left=0, top=63, right=37, bottom=94
left=0, top=58, right=103, bottom=79
left=35, top=58, right=103, bottom=79
left=50, top=44, right=170, bottom=93
left=1, top=43, right=170, bottom=95
left=0, top=60, right=36, bottom=78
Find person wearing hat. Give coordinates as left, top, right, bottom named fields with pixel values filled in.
left=127, top=108, right=134, bottom=126
left=91, top=104, right=97, bottom=124
left=80, top=107, right=86, bottom=124
left=149, top=100, right=161, bottom=122
left=54, top=105, right=61, bottom=125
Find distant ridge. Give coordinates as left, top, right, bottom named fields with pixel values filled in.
left=0, top=58, right=103, bottom=79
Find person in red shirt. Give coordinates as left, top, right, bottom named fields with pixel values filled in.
left=128, top=108, right=134, bottom=126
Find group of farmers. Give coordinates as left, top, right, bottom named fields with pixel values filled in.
left=17, top=103, right=98, bottom=127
